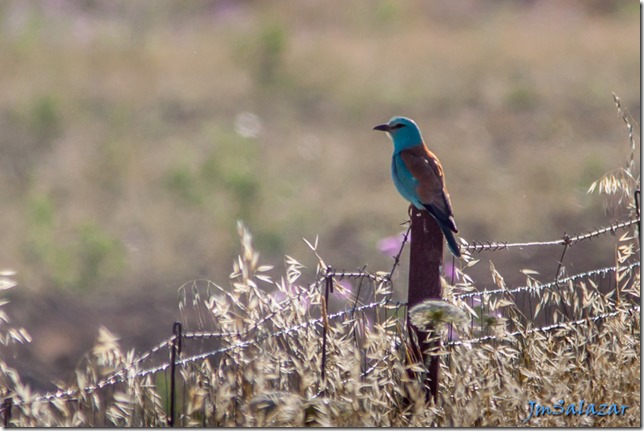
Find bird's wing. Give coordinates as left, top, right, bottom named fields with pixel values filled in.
left=400, top=145, right=458, bottom=233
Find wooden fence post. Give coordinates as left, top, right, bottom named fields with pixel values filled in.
left=407, top=206, right=443, bottom=401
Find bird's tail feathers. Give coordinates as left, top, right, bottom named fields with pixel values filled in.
left=423, top=203, right=458, bottom=233
left=441, top=225, right=462, bottom=258
left=422, top=203, right=461, bottom=257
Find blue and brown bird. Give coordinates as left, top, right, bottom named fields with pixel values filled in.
left=374, top=116, right=461, bottom=257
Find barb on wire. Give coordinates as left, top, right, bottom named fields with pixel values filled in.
left=325, top=269, right=382, bottom=282
left=447, top=304, right=640, bottom=347
left=464, top=218, right=638, bottom=253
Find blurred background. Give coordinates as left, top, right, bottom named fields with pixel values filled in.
left=0, top=0, right=639, bottom=389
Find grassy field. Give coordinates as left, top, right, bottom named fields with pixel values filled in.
left=0, top=218, right=639, bottom=426
left=0, top=1, right=640, bottom=390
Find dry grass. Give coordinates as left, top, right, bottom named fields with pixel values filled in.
left=0, top=2, right=639, bottom=425
left=0, top=190, right=638, bottom=425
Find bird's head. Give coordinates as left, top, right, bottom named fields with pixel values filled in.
left=373, top=116, right=423, bottom=151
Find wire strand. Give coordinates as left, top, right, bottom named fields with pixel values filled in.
left=453, top=261, right=640, bottom=300
left=446, top=305, right=640, bottom=347
left=463, top=218, right=638, bottom=252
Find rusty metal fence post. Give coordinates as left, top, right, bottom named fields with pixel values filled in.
left=634, top=189, right=640, bottom=235
left=168, top=322, right=182, bottom=427
left=407, top=206, right=443, bottom=401
left=2, top=397, right=12, bottom=428
left=320, top=268, right=333, bottom=384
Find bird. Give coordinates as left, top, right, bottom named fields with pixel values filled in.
left=374, top=116, right=461, bottom=257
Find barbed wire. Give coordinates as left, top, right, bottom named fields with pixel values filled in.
left=6, top=266, right=640, bottom=410
left=319, top=303, right=641, bottom=393
left=176, top=299, right=404, bottom=365
left=453, top=261, right=640, bottom=300
left=9, top=297, right=640, bottom=410
left=54, top=265, right=394, bottom=404
left=7, top=257, right=640, bottom=408
left=2, top=215, right=638, bottom=412
left=95, top=336, right=175, bottom=391
left=7, top=335, right=179, bottom=408
left=446, top=304, right=640, bottom=347
left=462, top=218, right=638, bottom=253
left=9, top=298, right=403, bottom=408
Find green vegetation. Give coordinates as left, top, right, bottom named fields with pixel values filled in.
left=22, top=192, right=125, bottom=292
left=0, top=1, right=638, bottom=293
left=0, top=0, right=639, bottom=401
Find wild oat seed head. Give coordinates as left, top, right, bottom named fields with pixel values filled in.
left=409, top=300, right=468, bottom=330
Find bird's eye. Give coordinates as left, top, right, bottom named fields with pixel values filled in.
left=391, top=123, right=405, bottom=130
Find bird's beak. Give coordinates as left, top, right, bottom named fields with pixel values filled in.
left=373, top=124, right=391, bottom=132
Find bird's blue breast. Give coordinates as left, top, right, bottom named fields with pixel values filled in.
left=391, top=154, right=424, bottom=209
